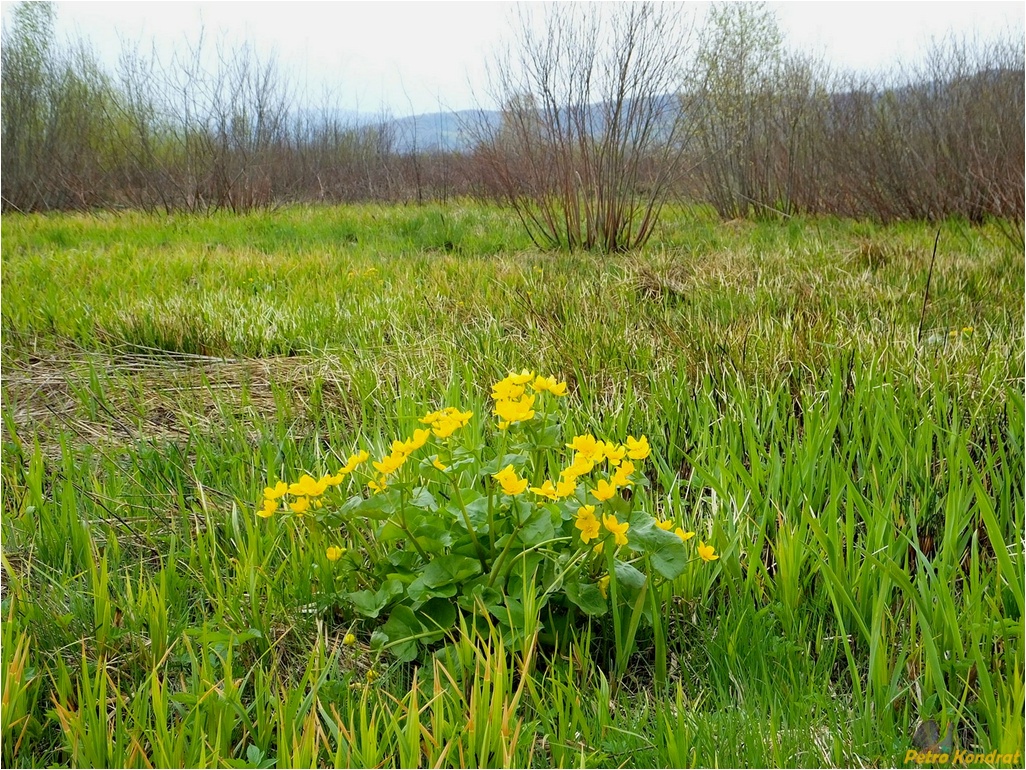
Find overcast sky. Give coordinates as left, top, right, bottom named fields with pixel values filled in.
left=2, top=1, right=1023, bottom=115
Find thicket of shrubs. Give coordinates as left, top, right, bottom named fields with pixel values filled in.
left=2, top=1, right=1023, bottom=230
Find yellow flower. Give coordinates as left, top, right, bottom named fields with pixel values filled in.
left=432, top=457, right=448, bottom=471
left=492, top=464, right=517, bottom=485
left=697, top=541, right=718, bottom=561
left=500, top=477, right=529, bottom=497
left=603, top=443, right=627, bottom=466
left=306, top=474, right=330, bottom=496
left=567, top=434, right=599, bottom=459
left=368, top=477, right=387, bottom=494
left=340, top=450, right=370, bottom=474
left=398, top=428, right=431, bottom=454
left=492, top=377, right=526, bottom=401
left=962, top=326, right=974, bottom=334
left=655, top=519, right=673, bottom=531
left=949, top=329, right=959, bottom=338
left=625, top=435, right=651, bottom=460
left=575, top=505, right=600, bottom=543
left=611, top=460, right=635, bottom=487
left=325, top=472, right=345, bottom=486
left=289, top=474, right=329, bottom=497
left=531, top=375, right=553, bottom=392
left=343, top=633, right=357, bottom=646
left=493, top=464, right=528, bottom=495
left=531, top=374, right=568, bottom=396
left=263, top=481, right=288, bottom=500
left=326, top=546, right=345, bottom=561
left=562, top=454, right=595, bottom=479
left=593, top=542, right=604, bottom=554
left=257, top=498, right=278, bottom=518
left=591, top=479, right=618, bottom=502
left=576, top=516, right=600, bottom=544
left=554, top=478, right=577, bottom=499
left=289, top=496, right=310, bottom=514
left=602, top=513, right=629, bottom=546
left=676, top=528, right=695, bottom=542
left=597, top=574, right=610, bottom=600
left=432, top=419, right=459, bottom=438
left=373, top=451, right=406, bottom=477
left=423, top=406, right=473, bottom=438
left=530, top=479, right=559, bottom=500
left=494, top=394, right=536, bottom=425
left=509, top=369, right=535, bottom=385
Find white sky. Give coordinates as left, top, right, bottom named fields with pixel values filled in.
left=1, top=1, right=1023, bottom=115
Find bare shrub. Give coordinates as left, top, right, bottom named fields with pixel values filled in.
left=800, top=33, right=1024, bottom=223
left=471, top=3, right=700, bottom=251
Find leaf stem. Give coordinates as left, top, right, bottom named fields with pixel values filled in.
left=448, top=478, right=490, bottom=571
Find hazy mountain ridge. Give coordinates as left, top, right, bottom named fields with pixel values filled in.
left=378, top=67, right=1024, bottom=154
left=384, top=109, right=501, bottom=153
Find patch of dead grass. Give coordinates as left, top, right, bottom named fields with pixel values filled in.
left=1, top=342, right=360, bottom=458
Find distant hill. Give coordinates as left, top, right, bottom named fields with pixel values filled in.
left=344, top=67, right=1026, bottom=155
left=378, top=93, right=682, bottom=153
left=384, top=109, right=502, bottom=153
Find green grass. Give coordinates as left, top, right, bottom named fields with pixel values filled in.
left=2, top=201, right=1023, bottom=768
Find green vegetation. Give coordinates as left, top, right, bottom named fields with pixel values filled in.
left=2, top=202, right=1023, bottom=768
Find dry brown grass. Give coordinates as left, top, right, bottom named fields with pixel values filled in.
left=2, top=343, right=361, bottom=458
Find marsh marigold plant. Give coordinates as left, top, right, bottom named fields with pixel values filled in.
left=258, top=372, right=717, bottom=664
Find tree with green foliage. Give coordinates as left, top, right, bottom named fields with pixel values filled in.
left=1, top=1, right=58, bottom=211
left=694, top=1, right=820, bottom=218
left=2, top=1, right=117, bottom=211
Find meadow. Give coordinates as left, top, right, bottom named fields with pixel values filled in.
left=1, top=202, right=1023, bottom=768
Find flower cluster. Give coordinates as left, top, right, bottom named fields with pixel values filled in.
left=572, top=505, right=629, bottom=550
left=556, top=430, right=716, bottom=562
left=491, top=370, right=566, bottom=429
left=369, top=428, right=431, bottom=493
left=368, top=408, right=473, bottom=493
left=419, top=406, right=474, bottom=439
left=492, top=464, right=529, bottom=495
left=550, top=433, right=646, bottom=503
left=558, top=433, right=646, bottom=553
left=257, top=369, right=721, bottom=666
left=258, top=450, right=370, bottom=517
left=258, top=405, right=474, bottom=513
